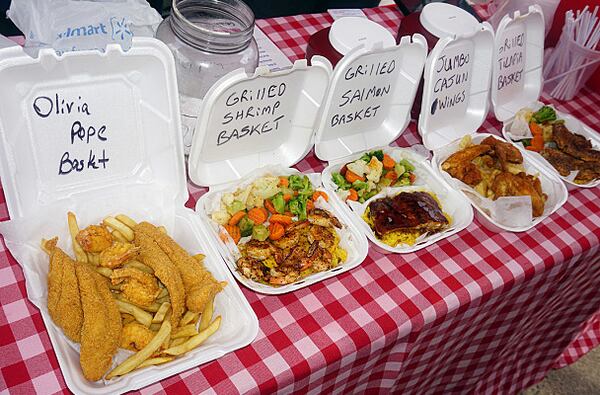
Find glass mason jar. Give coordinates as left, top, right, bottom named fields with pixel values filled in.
left=156, top=0, right=259, bottom=154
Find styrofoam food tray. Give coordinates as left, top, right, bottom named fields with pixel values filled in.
left=321, top=147, right=473, bottom=253
left=501, top=103, right=600, bottom=190
left=0, top=205, right=258, bottom=395
left=432, top=133, right=568, bottom=233
left=195, top=165, right=369, bottom=295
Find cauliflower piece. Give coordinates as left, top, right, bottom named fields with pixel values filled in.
left=221, top=192, right=235, bottom=207
left=245, top=190, right=265, bottom=209
left=366, top=157, right=383, bottom=183
left=337, top=189, right=351, bottom=201
left=367, top=180, right=377, bottom=192
left=510, top=108, right=534, bottom=137
left=252, top=176, right=280, bottom=199
left=234, top=184, right=253, bottom=206
left=346, top=160, right=369, bottom=178
left=211, top=208, right=231, bottom=225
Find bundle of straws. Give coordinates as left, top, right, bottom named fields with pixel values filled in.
left=544, top=6, right=600, bottom=100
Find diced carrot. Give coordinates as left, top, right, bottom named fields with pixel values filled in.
left=306, top=199, right=315, bottom=212
left=409, top=173, right=417, bottom=184
left=268, top=222, right=285, bottom=240
left=279, top=176, right=289, bottom=187
left=384, top=171, right=398, bottom=181
left=269, top=214, right=294, bottom=225
left=312, top=191, right=328, bottom=202
left=345, top=170, right=365, bottom=183
left=247, top=207, right=268, bottom=224
left=224, top=225, right=241, bottom=244
left=526, top=146, right=539, bottom=152
left=284, top=211, right=293, bottom=217
left=529, top=121, right=543, bottom=136
left=228, top=210, right=246, bottom=226
left=283, top=193, right=292, bottom=202
left=531, top=135, right=544, bottom=151
left=347, top=188, right=358, bottom=201
left=382, top=154, right=395, bottom=170
left=264, top=199, right=277, bottom=214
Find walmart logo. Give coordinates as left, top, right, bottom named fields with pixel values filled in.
left=56, top=16, right=133, bottom=48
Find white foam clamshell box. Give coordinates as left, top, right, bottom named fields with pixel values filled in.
left=432, top=133, right=568, bottom=233
left=493, top=6, right=600, bottom=190
left=189, top=59, right=368, bottom=294
left=316, top=34, right=473, bottom=252
left=0, top=38, right=258, bottom=394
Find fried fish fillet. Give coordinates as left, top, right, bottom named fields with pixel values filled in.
left=134, top=232, right=185, bottom=327
left=134, top=222, right=224, bottom=314
left=76, top=263, right=121, bottom=381
left=491, top=172, right=546, bottom=217
left=46, top=238, right=83, bottom=343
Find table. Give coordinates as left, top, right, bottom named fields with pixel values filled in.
left=2, top=5, right=599, bottom=395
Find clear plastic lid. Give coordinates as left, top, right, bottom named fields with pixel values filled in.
left=0, top=38, right=186, bottom=219
left=314, top=34, right=428, bottom=162
left=418, top=23, right=495, bottom=150
left=188, top=59, right=331, bottom=187
left=491, top=5, right=545, bottom=122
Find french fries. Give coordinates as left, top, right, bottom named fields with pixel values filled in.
left=172, top=324, right=198, bottom=339
left=136, top=356, right=174, bottom=370
left=152, top=302, right=171, bottom=324
left=116, top=300, right=153, bottom=327
left=115, top=214, right=137, bottom=229
left=106, top=319, right=172, bottom=379
left=163, top=316, right=221, bottom=356
left=103, top=217, right=134, bottom=241
left=111, top=230, right=128, bottom=243
left=157, top=287, right=169, bottom=300
left=169, top=337, right=187, bottom=347
left=123, top=260, right=154, bottom=274
left=199, top=297, right=214, bottom=332
left=121, top=313, right=136, bottom=325
left=67, top=212, right=88, bottom=263
left=96, top=267, right=113, bottom=278
left=180, top=311, right=199, bottom=326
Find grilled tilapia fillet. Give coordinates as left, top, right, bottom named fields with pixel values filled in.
left=553, top=124, right=600, bottom=162
left=367, top=192, right=448, bottom=237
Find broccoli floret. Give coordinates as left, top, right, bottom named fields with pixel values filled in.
left=532, top=106, right=557, bottom=123
left=332, top=172, right=351, bottom=190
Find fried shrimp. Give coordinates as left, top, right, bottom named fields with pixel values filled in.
left=76, top=225, right=113, bottom=253
left=99, top=242, right=139, bottom=269
left=120, top=322, right=155, bottom=352
left=111, top=267, right=160, bottom=308
left=45, top=238, right=83, bottom=343
left=134, top=232, right=185, bottom=327
left=134, top=222, right=225, bottom=314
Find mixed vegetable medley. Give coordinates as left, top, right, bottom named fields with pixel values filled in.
left=511, top=106, right=559, bottom=153
left=331, top=150, right=416, bottom=203
left=211, top=174, right=329, bottom=244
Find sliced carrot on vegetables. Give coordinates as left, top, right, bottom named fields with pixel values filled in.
left=347, top=188, right=358, bottom=201
left=530, top=135, right=544, bottom=152
left=279, top=176, right=289, bottom=187
left=264, top=199, right=277, bottom=214
left=382, top=154, right=395, bottom=169
left=306, top=199, right=315, bottom=212
left=409, top=173, right=417, bottom=183
left=269, top=214, right=294, bottom=225
left=284, top=211, right=293, bottom=217
left=384, top=171, right=398, bottom=180
left=224, top=225, right=241, bottom=244
left=228, top=210, right=246, bottom=226
left=345, top=170, right=365, bottom=183
left=312, top=191, right=328, bottom=202
left=247, top=207, right=268, bottom=225
left=529, top=121, right=543, bottom=136
left=283, top=193, right=292, bottom=202
left=268, top=222, right=285, bottom=240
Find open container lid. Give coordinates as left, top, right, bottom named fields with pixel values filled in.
left=420, top=2, right=480, bottom=39
left=314, top=34, right=428, bottom=162
left=329, top=17, right=396, bottom=55
left=188, top=59, right=331, bottom=187
left=491, top=5, right=544, bottom=122
left=0, top=38, right=186, bottom=219
left=418, top=22, right=494, bottom=150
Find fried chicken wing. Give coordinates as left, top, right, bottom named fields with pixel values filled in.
left=76, top=263, right=121, bottom=381
left=491, top=172, right=546, bottom=217
left=442, top=145, right=491, bottom=186
left=481, top=136, right=523, bottom=171
left=134, top=222, right=224, bottom=314
left=45, top=238, right=83, bottom=343
left=134, top=232, right=185, bottom=327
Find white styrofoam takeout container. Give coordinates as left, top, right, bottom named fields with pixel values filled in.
left=492, top=5, right=600, bottom=189
left=0, top=38, right=258, bottom=394
left=432, top=133, right=568, bottom=233
left=188, top=59, right=368, bottom=294
left=322, top=147, right=473, bottom=254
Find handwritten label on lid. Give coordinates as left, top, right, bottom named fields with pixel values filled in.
left=200, top=74, right=301, bottom=162
left=28, top=81, right=141, bottom=192
left=427, top=40, right=474, bottom=130
left=326, top=51, right=398, bottom=140
left=494, top=23, right=526, bottom=105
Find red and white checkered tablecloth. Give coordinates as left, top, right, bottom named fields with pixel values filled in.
left=2, top=5, right=600, bottom=395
